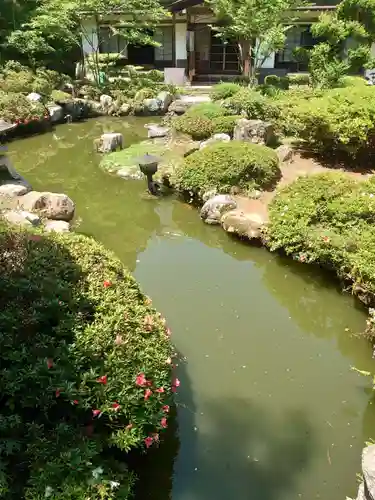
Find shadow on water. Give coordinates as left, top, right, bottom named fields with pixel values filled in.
left=132, top=348, right=314, bottom=500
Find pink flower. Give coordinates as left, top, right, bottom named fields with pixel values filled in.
left=322, top=235, right=330, bottom=243
left=97, top=375, right=107, bottom=385
left=173, top=378, right=180, bottom=388
left=126, top=423, right=133, bottom=430
left=156, top=387, right=165, bottom=393
left=73, top=400, right=79, bottom=405
left=153, top=433, right=160, bottom=442
left=92, top=409, right=101, bottom=417
left=160, top=417, right=168, bottom=429
left=166, top=357, right=172, bottom=365
left=136, top=373, right=147, bottom=387
left=112, top=402, right=121, bottom=411
left=172, top=386, right=177, bottom=393
left=55, top=389, right=61, bottom=398
left=162, top=405, right=170, bottom=413
left=47, top=358, right=53, bottom=369
left=144, top=436, right=154, bottom=448
left=144, top=388, right=153, bottom=400
left=103, top=280, right=112, bottom=288
left=165, top=328, right=172, bottom=337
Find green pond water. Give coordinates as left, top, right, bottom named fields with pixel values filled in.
left=8, top=118, right=375, bottom=500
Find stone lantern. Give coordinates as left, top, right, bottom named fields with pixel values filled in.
left=136, top=153, right=162, bottom=195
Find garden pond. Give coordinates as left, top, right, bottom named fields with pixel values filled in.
left=8, top=117, right=375, bottom=500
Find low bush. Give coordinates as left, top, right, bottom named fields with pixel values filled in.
left=279, top=85, right=375, bottom=157
left=51, top=89, right=72, bottom=102
left=185, top=102, right=229, bottom=119
left=267, top=173, right=375, bottom=334
left=212, top=115, right=242, bottom=136
left=287, top=74, right=311, bottom=86
left=210, top=82, right=242, bottom=101
left=173, top=114, right=214, bottom=140
left=224, top=88, right=277, bottom=121
left=173, top=140, right=280, bottom=195
left=0, top=225, right=174, bottom=498
left=0, top=91, right=45, bottom=122
left=264, top=75, right=289, bottom=90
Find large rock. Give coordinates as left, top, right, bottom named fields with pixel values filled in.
left=99, top=94, right=113, bottom=109
left=119, top=103, right=131, bottom=116
left=48, top=105, right=64, bottom=123
left=157, top=91, right=173, bottom=113
left=97, top=133, right=123, bottom=153
left=234, top=118, right=276, bottom=146
left=200, top=195, right=237, bottom=225
left=3, top=210, right=40, bottom=227
left=0, top=183, right=30, bottom=197
left=146, top=124, right=170, bottom=139
left=168, top=100, right=191, bottom=115
left=363, top=445, right=375, bottom=500
left=221, top=209, right=267, bottom=240
left=276, top=144, right=293, bottom=163
left=200, top=133, right=231, bottom=149
left=44, top=220, right=70, bottom=233
left=143, top=98, right=160, bottom=113
left=20, top=191, right=75, bottom=221
left=27, top=92, right=42, bottom=102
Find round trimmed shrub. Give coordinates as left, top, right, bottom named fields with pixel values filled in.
left=173, top=114, right=214, bottom=140
left=0, top=225, right=173, bottom=499
left=174, top=140, right=280, bottom=195
left=0, top=91, right=45, bottom=122
left=185, top=102, right=229, bottom=119
left=210, top=82, right=242, bottom=101
left=224, top=88, right=277, bottom=120
left=212, top=115, right=241, bottom=136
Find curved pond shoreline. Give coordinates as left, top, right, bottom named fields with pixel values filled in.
left=6, top=117, right=375, bottom=500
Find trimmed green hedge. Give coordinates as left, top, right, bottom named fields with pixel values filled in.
left=267, top=173, right=375, bottom=335
left=174, top=140, right=280, bottom=195
left=173, top=114, right=214, bottom=140
left=0, top=226, right=174, bottom=499
left=224, top=88, right=277, bottom=121
left=210, top=82, right=242, bottom=101
left=212, top=115, right=242, bottom=136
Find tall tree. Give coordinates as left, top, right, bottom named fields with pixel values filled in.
left=207, top=0, right=304, bottom=81
left=7, top=0, right=168, bottom=80
left=308, top=0, right=375, bottom=87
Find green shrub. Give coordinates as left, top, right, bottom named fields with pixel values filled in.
left=186, top=102, right=228, bottom=119
left=264, top=75, right=289, bottom=90
left=287, top=74, right=311, bottom=86
left=0, top=91, right=45, bottom=122
left=267, top=173, right=375, bottom=328
left=224, top=88, right=277, bottom=120
left=210, top=82, right=242, bottom=101
left=212, top=115, right=241, bottom=136
left=0, top=225, right=173, bottom=498
left=341, top=75, right=368, bottom=87
left=100, top=142, right=165, bottom=172
left=51, top=89, right=72, bottom=102
left=173, top=114, right=214, bottom=140
left=281, top=85, right=375, bottom=156
left=173, top=140, right=280, bottom=195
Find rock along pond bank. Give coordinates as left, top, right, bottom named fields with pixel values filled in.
left=6, top=116, right=375, bottom=500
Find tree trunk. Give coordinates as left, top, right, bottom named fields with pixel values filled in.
left=240, top=39, right=252, bottom=79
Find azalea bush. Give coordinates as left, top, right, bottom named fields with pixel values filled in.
left=210, top=82, right=242, bottom=101
left=267, top=172, right=375, bottom=336
left=173, top=114, right=215, bottom=140
left=173, top=140, right=280, bottom=196
left=0, top=91, right=46, bottom=122
left=0, top=225, right=175, bottom=499
left=278, top=86, right=375, bottom=157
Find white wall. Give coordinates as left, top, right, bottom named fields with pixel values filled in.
left=175, top=23, right=187, bottom=61
left=255, top=38, right=275, bottom=68
left=81, top=17, right=99, bottom=55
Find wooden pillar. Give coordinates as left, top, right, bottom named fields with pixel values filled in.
left=172, top=13, right=176, bottom=67
left=187, top=9, right=195, bottom=82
